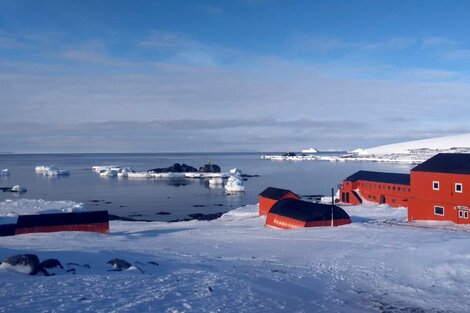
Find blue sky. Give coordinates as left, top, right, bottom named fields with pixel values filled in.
left=1, top=0, right=470, bottom=152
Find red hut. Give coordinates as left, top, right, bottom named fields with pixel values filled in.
left=14, top=211, right=109, bottom=235
left=409, top=153, right=470, bottom=224
left=339, top=171, right=410, bottom=207
left=265, top=198, right=352, bottom=229
left=258, top=187, right=300, bottom=216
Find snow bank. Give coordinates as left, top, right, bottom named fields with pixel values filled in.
left=361, top=133, right=470, bottom=155
left=1, top=200, right=470, bottom=312
left=0, top=199, right=85, bottom=216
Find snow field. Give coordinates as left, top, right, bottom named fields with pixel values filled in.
left=0, top=201, right=470, bottom=312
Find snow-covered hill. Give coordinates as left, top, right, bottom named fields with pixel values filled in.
left=1, top=199, right=470, bottom=312
left=361, top=133, right=470, bottom=155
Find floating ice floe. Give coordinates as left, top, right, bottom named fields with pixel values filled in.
left=208, top=177, right=224, bottom=188
left=117, top=167, right=134, bottom=177
left=0, top=169, right=9, bottom=176
left=127, top=172, right=151, bottom=179
left=229, top=168, right=242, bottom=175
left=301, top=147, right=318, bottom=153
left=36, top=165, right=70, bottom=176
left=224, top=175, right=245, bottom=193
left=11, top=185, right=27, bottom=193
left=99, top=168, right=118, bottom=177
left=92, top=165, right=120, bottom=173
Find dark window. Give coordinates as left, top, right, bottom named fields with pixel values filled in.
left=455, top=183, right=463, bottom=193
left=434, top=206, right=444, bottom=216
left=397, top=187, right=401, bottom=191
left=433, top=181, right=439, bottom=190
left=392, top=186, right=396, bottom=191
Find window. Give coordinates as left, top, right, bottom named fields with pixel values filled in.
left=455, top=183, right=463, bottom=193
left=397, top=187, right=401, bottom=191
left=434, top=206, right=444, bottom=216
left=458, top=210, right=468, bottom=219
left=433, top=181, right=439, bottom=190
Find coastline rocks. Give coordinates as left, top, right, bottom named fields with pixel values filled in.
left=199, top=163, right=221, bottom=173
left=148, top=163, right=198, bottom=173
left=0, top=254, right=50, bottom=276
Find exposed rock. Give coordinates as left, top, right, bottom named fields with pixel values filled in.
left=148, top=163, right=198, bottom=173
left=169, top=212, right=224, bottom=223
left=1, top=254, right=49, bottom=276
left=40, top=258, right=64, bottom=269
left=107, top=258, right=132, bottom=270
left=107, top=258, right=143, bottom=274
left=282, top=152, right=297, bottom=157
left=199, top=163, right=221, bottom=173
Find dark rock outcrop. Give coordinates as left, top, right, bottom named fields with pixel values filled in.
left=107, top=258, right=132, bottom=270
left=282, top=152, right=297, bottom=157
left=40, top=258, right=64, bottom=269
left=2, top=254, right=50, bottom=276
left=107, top=258, right=143, bottom=273
left=148, top=163, right=198, bottom=173
left=199, top=163, right=221, bottom=173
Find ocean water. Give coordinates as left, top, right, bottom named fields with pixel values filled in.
left=0, top=153, right=413, bottom=221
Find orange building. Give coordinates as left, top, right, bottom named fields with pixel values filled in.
left=409, top=153, right=470, bottom=224
left=339, top=170, right=411, bottom=208
left=258, top=187, right=300, bottom=216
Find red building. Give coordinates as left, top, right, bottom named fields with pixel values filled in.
left=266, top=198, right=351, bottom=229
left=258, top=187, right=300, bottom=216
left=339, top=170, right=411, bottom=208
left=0, top=211, right=109, bottom=237
left=409, top=153, right=470, bottom=224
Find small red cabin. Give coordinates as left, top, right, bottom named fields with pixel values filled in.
left=409, top=153, right=470, bottom=224
left=0, top=211, right=109, bottom=237
left=266, top=198, right=352, bottom=229
left=258, top=187, right=300, bottom=216
left=339, top=170, right=411, bottom=208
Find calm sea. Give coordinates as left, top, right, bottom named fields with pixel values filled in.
left=0, top=153, right=413, bottom=221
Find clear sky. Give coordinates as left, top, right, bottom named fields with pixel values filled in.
left=1, top=0, right=470, bottom=152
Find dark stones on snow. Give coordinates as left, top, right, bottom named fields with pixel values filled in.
left=107, top=258, right=132, bottom=270
left=169, top=212, right=224, bottom=223
left=107, top=258, right=143, bottom=274
left=40, top=258, right=63, bottom=269
left=1, top=254, right=50, bottom=276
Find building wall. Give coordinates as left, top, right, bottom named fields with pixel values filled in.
left=409, top=172, right=470, bottom=224
left=340, top=180, right=410, bottom=208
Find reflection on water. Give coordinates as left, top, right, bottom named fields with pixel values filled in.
left=0, top=153, right=413, bottom=221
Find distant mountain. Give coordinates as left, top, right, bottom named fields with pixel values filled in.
left=359, top=133, right=470, bottom=155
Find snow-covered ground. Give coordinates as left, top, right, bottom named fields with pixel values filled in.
left=1, top=199, right=470, bottom=312
left=262, top=133, right=470, bottom=164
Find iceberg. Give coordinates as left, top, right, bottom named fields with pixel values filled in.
left=301, top=147, right=318, bottom=153
left=224, top=175, right=245, bottom=193
left=0, top=169, right=9, bottom=176
left=11, top=185, right=27, bottom=193
left=36, top=165, right=70, bottom=176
